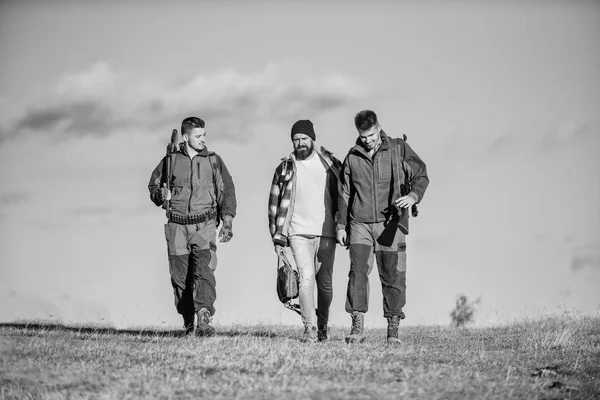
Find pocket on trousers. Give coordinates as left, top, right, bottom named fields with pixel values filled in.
left=209, top=241, right=218, bottom=271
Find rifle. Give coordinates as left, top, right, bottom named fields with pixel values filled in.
left=164, top=129, right=179, bottom=217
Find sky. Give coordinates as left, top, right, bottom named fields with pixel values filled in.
left=0, top=0, right=599, bottom=329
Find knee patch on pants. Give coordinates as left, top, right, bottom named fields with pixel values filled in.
left=350, top=243, right=373, bottom=274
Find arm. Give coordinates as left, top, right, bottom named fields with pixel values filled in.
left=211, top=155, right=236, bottom=242
left=330, top=154, right=343, bottom=217
left=335, top=155, right=351, bottom=246
left=215, top=154, right=237, bottom=220
left=148, top=157, right=167, bottom=207
left=268, top=162, right=290, bottom=248
left=267, top=167, right=282, bottom=238
left=402, top=141, right=429, bottom=203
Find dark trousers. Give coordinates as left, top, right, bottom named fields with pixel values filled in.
left=164, top=220, right=218, bottom=317
left=345, top=220, right=407, bottom=318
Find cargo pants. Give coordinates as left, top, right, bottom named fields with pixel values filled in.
left=164, top=219, right=218, bottom=318
left=346, top=220, right=407, bottom=319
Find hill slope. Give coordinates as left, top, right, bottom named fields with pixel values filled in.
left=1, top=315, right=599, bottom=399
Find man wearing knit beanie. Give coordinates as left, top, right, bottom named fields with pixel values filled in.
left=290, top=119, right=316, bottom=142
left=268, top=120, right=342, bottom=343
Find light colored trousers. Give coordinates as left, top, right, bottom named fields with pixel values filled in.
left=288, top=235, right=336, bottom=328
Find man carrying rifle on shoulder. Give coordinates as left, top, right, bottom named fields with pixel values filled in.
left=148, top=117, right=237, bottom=336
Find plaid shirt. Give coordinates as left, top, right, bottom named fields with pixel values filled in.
left=268, top=146, right=342, bottom=246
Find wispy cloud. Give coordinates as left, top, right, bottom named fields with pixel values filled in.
left=475, top=121, right=598, bottom=159
left=0, top=191, right=31, bottom=205
left=69, top=204, right=154, bottom=218
left=30, top=219, right=69, bottom=231
left=542, top=122, right=594, bottom=150
left=571, top=244, right=600, bottom=273
left=71, top=206, right=113, bottom=217
left=0, top=62, right=368, bottom=146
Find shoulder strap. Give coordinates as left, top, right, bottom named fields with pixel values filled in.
left=390, top=138, right=404, bottom=196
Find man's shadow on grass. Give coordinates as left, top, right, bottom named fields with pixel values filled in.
left=0, top=322, right=277, bottom=339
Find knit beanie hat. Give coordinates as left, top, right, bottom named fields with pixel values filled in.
left=290, top=120, right=316, bottom=141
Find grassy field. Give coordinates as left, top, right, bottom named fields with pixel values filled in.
left=1, top=314, right=599, bottom=399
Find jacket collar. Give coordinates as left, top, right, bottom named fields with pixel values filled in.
left=281, top=146, right=339, bottom=179
left=284, top=146, right=333, bottom=164
left=351, top=130, right=391, bottom=157
left=179, top=142, right=210, bottom=157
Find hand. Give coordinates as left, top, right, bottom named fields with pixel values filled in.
left=336, top=230, right=348, bottom=248
left=274, top=244, right=285, bottom=255
left=394, top=195, right=416, bottom=209
left=160, top=183, right=172, bottom=202
left=218, top=220, right=233, bottom=243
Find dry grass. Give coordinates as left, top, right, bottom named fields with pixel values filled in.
left=1, top=314, right=599, bottom=399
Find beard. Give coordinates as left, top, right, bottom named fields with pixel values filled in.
left=294, top=142, right=314, bottom=160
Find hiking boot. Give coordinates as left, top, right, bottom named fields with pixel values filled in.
left=183, top=314, right=195, bottom=336
left=345, top=311, right=366, bottom=344
left=317, top=324, right=328, bottom=342
left=195, top=308, right=216, bottom=337
left=301, top=324, right=318, bottom=343
left=386, top=315, right=401, bottom=345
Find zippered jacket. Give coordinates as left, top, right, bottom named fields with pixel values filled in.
left=336, top=131, right=428, bottom=231
left=268, top=146, right=342, bottom=246
left=148, top=143, right=237, bottom=221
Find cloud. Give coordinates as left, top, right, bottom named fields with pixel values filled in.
left=571, top=245, right=600, bottom=273
left=555, top=289, right=572, bottom=299
left=0, top=61, right=368, bottom=146
left=30, top=218, right=69, bottom=231
left=0, top=191, right=31, bottom=205
left=71, top=206, right=114, bottom=217
left=19, top=101, right=118, bottom=138
left=542, top=122, right=595, bottom=150
left=481, top=122, right=598, bottom=157
left=69, top=203, right=155, bottom=219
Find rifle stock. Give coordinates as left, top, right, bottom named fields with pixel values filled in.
left=164, top=129, right=179, bottom=217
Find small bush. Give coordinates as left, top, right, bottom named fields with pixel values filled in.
left=450, top=294, right=480, bottom=327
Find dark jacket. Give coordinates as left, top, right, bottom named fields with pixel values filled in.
left=148, top=143, right=237, bottom=221
left=336, top=131, right=428, bottom=230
